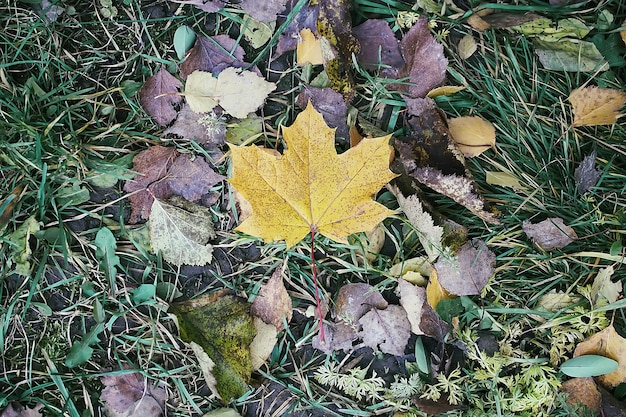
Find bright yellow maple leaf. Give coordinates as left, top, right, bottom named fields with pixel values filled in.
left=229, top=103, right=398, bottom=247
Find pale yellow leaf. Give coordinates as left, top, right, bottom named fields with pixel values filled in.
left=457, top=34, right=477, bottom=59
left=242, top=15, right=275, bottom=49
left=427, top=85, right=466, bottom=98
left=485, top=171, right=523, bottom=189
left=189, top=341, right=219, bottom=399
left=297, top=28, right=324, bottom=66
left=590, top=266, right=621, bottom=304
left=574, top=325, right=626, bottom=388
left=569, top=86, right=626, bottom=126
left=249, top=317, right=277, bottom=371
left=448, top=116, right=496, bottom=157
left=185, top=68, right=276, bottom=118
left=389, top=256, right=432, bottom=287
left=426, top=268, right=454, bottom=310
left=229, top=103, right=397, bottom=247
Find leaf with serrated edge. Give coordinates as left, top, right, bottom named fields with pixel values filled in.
left=229, top=103, right=397, bottom=247
left=149, top=197, right=215, bottom=266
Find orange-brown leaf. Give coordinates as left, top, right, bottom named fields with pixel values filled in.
left=574, top=324, right=626, bottom=388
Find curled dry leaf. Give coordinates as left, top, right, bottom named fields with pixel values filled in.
left=574, top=324, right=626, bottom=389
left=574, top=150, right=601, bottom=194
left=569, top=87, right=626, bottom=126
left=250, top=269, right=293, bottom=331
left=100, top=372, right=166, bottom=417
left=353, top=19, right=404, bottom=76
left=139, top=67, right=183, bottom=127
left=435, top=239, right=495, bottom=296
left=448, top=116, right=496, bottom=158
left=522, top=217, right=577, bottom=250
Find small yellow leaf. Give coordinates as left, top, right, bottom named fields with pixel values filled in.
left=448, top=116, right=496, bottom=157
left=229, top=103, right=398, bottom=247
left=297, top=28, right=324, bottom=66
left=427, top=85, right=466, bottom=98
left=426, top=268, right=454, bottom=310
left=574, top=324, right=626, bottom=389
left=485, top=171, right=523, bottom=189
left=569, top=86, right=626, bottom=126
left=457, top=34, right=477, bottom=59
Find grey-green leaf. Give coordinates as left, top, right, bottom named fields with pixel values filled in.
left=174, top=25, right=196, bottom=60
left=560, top=354, right=618, bottom=377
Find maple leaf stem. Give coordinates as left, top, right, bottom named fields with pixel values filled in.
left=310, top=227, right=325, bottom=342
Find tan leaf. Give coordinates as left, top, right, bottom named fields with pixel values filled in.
left=574, top=325, right=626, bottom=388
left=561, top=377, right=601, bottom=414
left=485, top=171, right=523, bottom=189
left=522, top=217, right=577, bottom=250
left=457, top=34, right=477, bottom=59
left=334, top=283, right=388, bottom=324
left=250, top=317, right=278, bottom=371
left=435, top=239, right=495, bottom=296
left=591, top=266, right=621, bottom=304
left=569, top=87, right=626, bottom=126
left=189, top=341, right=219, bottom=399
left=448, top=116, right=496, bottom=157
left=358, top=305, right=411, bottom=355
left=250, top=268, right=293, bottom=331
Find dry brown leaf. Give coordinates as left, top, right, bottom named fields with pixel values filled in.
left=358, top=305, right=411, bottom=355
left=163, top=103, right=226, bottom=148
left=296, top=87, right=349, bottom=140
left=353, top=19, right=404, bottom=76
left=180, top=35, right=246, bottom=79
left=396, top=279, right=449, bottom=342
left=139, top=67, right=183, bottom=127
left=448, top=116, right=496, bottom=158
left=170, top=0, right=225, bottom=12
left=334, top=283, right=388, bottom=324
left=0, top=403, right=43, bottom=417
left=561, top=377, right=601, bottom=415
left=296, top=28, right=323, bottom=66
left=569, top=87, right=626, bottom=126
left=522, top=217, right=577, bottom=250
left=574, top=325, right=626, bottom=389
left=574, top=150, right=601, bottom=194
left=457, top=34, right=477, bottom=60
left=101, top=372, right=167, bottom=417
left=239, top=0, right=286, bottom=23
left=250, top=268, right=293, bottom=331
left=435, top=239, right=495, bottom=296
left=467, top=14, right=491, bottom=31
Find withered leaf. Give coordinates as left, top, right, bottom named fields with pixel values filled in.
left=180, top=35, right=246, bottom=79
left=574, top=325, right=626, bottom=389
left=139, top=67, right=183, bottom=126
left=569, top=87, right=626, bottom=126
left=296, top=86, right=349, bottom=141
left=481, top=12, right=544, bottom=29
left=435, top=239, right=495, bottom=296
left=395, top=98, right=500, bottom=224
left=353, top=19, right=404, bottom=76
left=164, top=154, right=225, bottom=202
left=240, top=0, right=287, bottom=23
left=312, top=321, right=357, bottom=354
left=396, top=279, right=449, bottom=343
left=250, top=269, right=293, bottom=331
left=163, top=103, right=226, bottom=148
left=124, top=146, right=179, bottom=223
left=574, top=150, right=600, bottom=194
left=0, top=403, right=44, bottom=417
left=316, top=0, right=360, bottom=100
left=561, top=377, right=601, bottom=415
left=334, top=283, right=388, bottom=324
left=358, top=305, right=411, bottom=356
left=522, top=217, right=577, bottom=250
left=275, top=1, right=319, bottom=57
left=392, top=17, right=447, bottom=98
left=100, top=372, right=166, bottom=417
left=170, top=0, right=226, bottom=12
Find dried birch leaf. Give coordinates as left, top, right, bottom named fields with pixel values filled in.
left=435, top=239, right=495, bottom=296
left=569, top=87, right=626, bottom=126
left=149, top=197, right=215, bottom=266
left=250, top=269, right=293, bottom=331
left=522, top=217, right=577, bottom=250
left=448, top=116, right=496, bottom=158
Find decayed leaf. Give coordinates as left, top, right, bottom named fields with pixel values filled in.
left=393, top=17, right=447, bottom=98
left=353, top=19, right=404, bottom=76
left=149, top=197, right=215, bottom=266
left=296, top=28, right=324, bottom=66
left=139, top=67, right=182, bottom=126
left=591, top=266, right=621, bottom=304
left=169, top=293, right=256, bottom=401
left=0, top=403, right=44, bottom=417
left=296, top=86, right=349, bottom=140
left=534, top=39, right=609, bottom=72
left=395, top=98, right=500, bottom=224
left=164, top=103, right=226, bottom=147
left=574, top=325, right=626, bottom=389
left=242, top=15, right=275, bottom=48
left=275, top=1, right=319, bottom=57
left=185, top=68, right=276, bottom=118
left=240, top=0, right=286, bottom=23
left=229, top=103, right=397, bottom=247
left=481, top=12, right=543, bottom=29
left=334, top=283, right=388, bottom=324
left=180, top=35, right=246, bottom=79
left=9, top=216, right=41, bottom=276
left=569, top=87, right=626, bottom=126
left=358, top=305, right=411, bottom=355
left=448, top=116, right=496, bottom=158
left=100, top=372, right=166, bottom=417
left=396, top=279, right=449, bottom=342
left=389, top=184, right=443, bottom=262
left=574, top=150, right=601, bottom=194
left=250, top=269, right=293, bottom=331
left=522, top=217, right=577, bottom=250
left=435, top=239, right=495, bottom=296
left=561, top=377, right=601, bottom=415
left=164, top=154, right=225, bottom=202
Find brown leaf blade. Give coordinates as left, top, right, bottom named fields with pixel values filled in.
left=435, top=239, right=495, bottom=296
left=139, top=67, right=182, bottom=126
left=101, top=372, right=167, bottom=417
left=250, top=269, right=293, bottom=331
left=522, top=217, right=577, bottom=250
left=574, top=325, right=626, bottom=389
